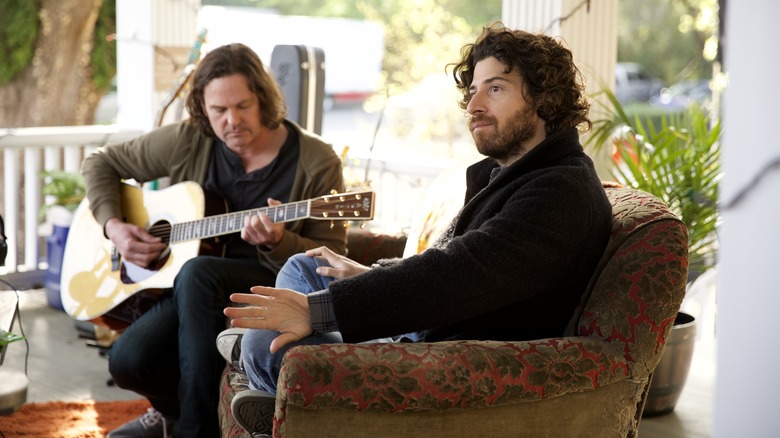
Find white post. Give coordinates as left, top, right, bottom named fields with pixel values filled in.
left=3, top=149, right=19, bottom=271
left=23, top=148, right=40, bottom=269
left=502, top=0, right=618, bottom=178
left=714, top=1, right=780, bottom=436
left=115, top=0, right=200, bottom=132
left=116, top=0, right=155, bottom=131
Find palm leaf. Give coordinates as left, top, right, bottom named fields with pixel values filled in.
left=586, top=87, right=721, bottom=275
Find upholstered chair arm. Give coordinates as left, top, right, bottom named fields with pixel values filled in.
left=277, top=337, right=631, bottom=417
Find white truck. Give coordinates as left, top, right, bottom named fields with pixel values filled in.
left=199, top=6, right=385, bottom=107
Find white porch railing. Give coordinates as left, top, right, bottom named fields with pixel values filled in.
left=0, top=124, right=448, bottom=288
left=0, top=125, right=144, bottom=287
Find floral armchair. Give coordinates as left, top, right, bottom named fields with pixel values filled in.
left=219, top=184, right=689, bottom=438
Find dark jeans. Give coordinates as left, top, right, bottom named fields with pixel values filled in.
left=108, top=256, right=276, bottom=437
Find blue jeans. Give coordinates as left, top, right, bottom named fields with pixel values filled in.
left=241, top=254, right=421, bottom=395
left=241, top=253, right=343, bottom=395
left=108, top=256, right=276, bottom=437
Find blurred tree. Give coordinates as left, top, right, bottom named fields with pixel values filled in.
left=618, top=0, right=719, bottom=85
left=0, top=0, right=116, bottom=128
left=203, top=0, right=501, bottom=93
left=203, top=0, right=500, bottom=26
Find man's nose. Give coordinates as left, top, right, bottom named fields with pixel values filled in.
left=226, top=108, right=241, bottom=125
left=466, top=91, right=485, bottom=115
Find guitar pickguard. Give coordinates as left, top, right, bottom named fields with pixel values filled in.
left=60, top=182, right=206, bottom=322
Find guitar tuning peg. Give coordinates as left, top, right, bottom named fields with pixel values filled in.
left=329, top=220, right=334, bottom=229
left=330, top=189, right=338, bottom=195
left=360, top=222, right=367, bottom=229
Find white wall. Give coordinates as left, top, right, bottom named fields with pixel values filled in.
left=116, top=0, right=155, bottom=131
left=714, top=1, right=780, bottom=436
left=115, top=0, right=200, bottom=131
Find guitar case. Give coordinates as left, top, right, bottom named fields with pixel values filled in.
left=270, top=44, right=326, bottom=135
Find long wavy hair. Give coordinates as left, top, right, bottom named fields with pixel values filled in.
left=452, top=23, right=591, bottom=133
left=186, top=43, right=287, bottom=137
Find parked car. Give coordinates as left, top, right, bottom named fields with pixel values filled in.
left=614, top=62, right=664, bottom=105
left=650, top=79, right=712, bottom=110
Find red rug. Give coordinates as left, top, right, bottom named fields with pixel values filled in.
left=0, top=399, right=151, bottom=437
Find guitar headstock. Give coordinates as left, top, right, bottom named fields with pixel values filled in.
left=310, top=191, right=375, bottom=221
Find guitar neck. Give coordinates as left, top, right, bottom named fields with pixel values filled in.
left=169, top=200, right=310, bottom=244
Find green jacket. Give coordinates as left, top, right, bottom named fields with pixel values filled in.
left=81, top=120, right=346, bottom=273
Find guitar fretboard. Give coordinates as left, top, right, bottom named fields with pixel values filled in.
left=168, top=200, right=311, bottom=243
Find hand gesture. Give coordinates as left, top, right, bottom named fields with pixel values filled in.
left=225, top=286, right=313, bottom=353
left=241, top=198, right=286, bottom=248
left=305, top=246, right=371, bottom=280
left=104, top=217, right=167, bottom=268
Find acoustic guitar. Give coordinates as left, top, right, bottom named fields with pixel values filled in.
left=60, top=181, right=374, bottom=330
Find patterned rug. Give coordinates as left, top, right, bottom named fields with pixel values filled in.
left=0, top=399, right=150, bottom=437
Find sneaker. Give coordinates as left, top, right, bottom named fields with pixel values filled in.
left=217, top=327, right=247, bottom=368
left=230, top=389, right=276, bottom=436
left=107, top=407, right=175, bottom=438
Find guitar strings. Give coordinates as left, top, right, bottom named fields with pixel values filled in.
left=137, top=193, right=369, bottom=243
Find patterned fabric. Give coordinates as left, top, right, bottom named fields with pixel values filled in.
left=342, top=228, right=407, bottom=266
left=278, top=338, right=628, bottom=411
left=218, top=185, right=689, bottom=437
left=218, top=228, right=407, bottom=438
left=219, top=365, right=250, bottom=438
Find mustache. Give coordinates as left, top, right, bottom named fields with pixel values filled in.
left=469, top=115, right=496, bottom=129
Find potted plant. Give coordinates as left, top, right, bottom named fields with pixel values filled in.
left=40, top=171, right=86, bottom=311
left=587, top=88, right=721, bottom=416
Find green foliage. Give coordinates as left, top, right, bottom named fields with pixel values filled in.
left=0, top=1, right=115, bottom=91
left=203, top=0, right=501, bottom=26
left=0, top=329, right=24, bottom=346
left=0, top=0, right=39, bottom=87
left=91, top=0, right=117, bottom=92
left=41, top=171, right=86, bottom=216
left=361, top=0, right=478, bottom=92
left=618, top=0, right=719, bottom=84
left=587, top=88, right=721, bottom=275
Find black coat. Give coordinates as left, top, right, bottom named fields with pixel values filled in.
left=330, top=127, right=613, bottom=343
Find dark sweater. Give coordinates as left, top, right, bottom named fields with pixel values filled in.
left=330, top=127, right=613, bottom=343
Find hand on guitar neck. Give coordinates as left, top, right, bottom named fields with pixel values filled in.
left=241, top=198, right=285, bottom=249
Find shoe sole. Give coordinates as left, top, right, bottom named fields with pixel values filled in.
left=217, top=328, right=247, bottom=364
left=231, top=390, right=275, bottom=436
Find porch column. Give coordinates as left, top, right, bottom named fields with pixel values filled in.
left=115, top=0, right=201, bottom=132
left=502, top=0, right=618, bottom=178
left=715, top=1, right=780, bottom=436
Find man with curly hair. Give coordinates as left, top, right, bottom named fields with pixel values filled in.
left=81, top=43, right=346, bottom=437
left=220, top=24, right=613, bottom=436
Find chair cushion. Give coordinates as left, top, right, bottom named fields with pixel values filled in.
left=569, top=186, right=689, bottom=378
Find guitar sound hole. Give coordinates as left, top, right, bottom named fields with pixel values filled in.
left=148, top=220, right=173, bottom=244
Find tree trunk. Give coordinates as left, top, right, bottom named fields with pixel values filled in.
left=0, top=0, right=103, bottom=267
left=0, top=0, right=103, bottom=128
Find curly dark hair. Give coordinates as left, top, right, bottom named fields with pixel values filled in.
left=185, top=43, right=287, bottom=137
left=452, top=23, right=591, bottom=133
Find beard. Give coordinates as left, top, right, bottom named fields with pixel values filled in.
left=470, top=106, right=539, bottom=163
